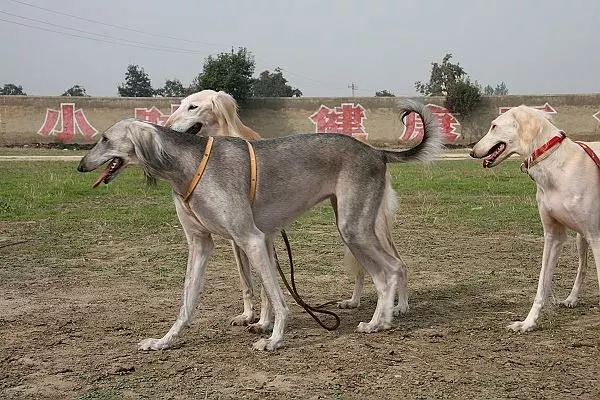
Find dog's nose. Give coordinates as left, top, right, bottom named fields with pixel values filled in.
left=77, top=159, right=87, bottom=172
left=469, top=149, right=476, bottom=158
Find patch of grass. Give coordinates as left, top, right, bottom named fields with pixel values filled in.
left=0, top=159, right=543, bottom=278
left=78, top=387, right=120, bottom=400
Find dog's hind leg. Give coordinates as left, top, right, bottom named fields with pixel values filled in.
left=587, top=237, right=600, bottom=306
left=562, top=233, right=588, bottom=308
left=337, top=213, right=398, bottom=332
left=508, top=213, right=566, bottom=333
left=343, top=240, right=398, bottom=333
left=379, top=177, right=408, bottom=317
left=338, top=246, right=365, bottom=309
left=247, top=284, right=274, bottom=334
left=230, top=242, right=258, bottom=326
left=138, top=232, right=214, bottom=351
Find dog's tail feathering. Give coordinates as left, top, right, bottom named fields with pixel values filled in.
left=381, top=99, right=444, bottom=163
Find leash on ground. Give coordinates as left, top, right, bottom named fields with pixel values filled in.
left=274, top=230, right=341, bottom=331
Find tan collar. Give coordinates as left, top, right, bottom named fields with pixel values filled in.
left=183, top=137, right=257, bottom=203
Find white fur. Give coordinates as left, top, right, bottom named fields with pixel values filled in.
left=472, top=105, right=600, bottom=332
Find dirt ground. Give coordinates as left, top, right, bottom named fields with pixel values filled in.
left=1, top=162, right=600, bottom=399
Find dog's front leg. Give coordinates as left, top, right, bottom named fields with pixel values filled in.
left=508, top=219, right=566, bottom=333
left=238, top=232, right=288, bottom=351
left=230, top=242, right=258, bottom=326
left=562, top=233, right=588, bottom=307
left=138, top=233, right=214, bottom=351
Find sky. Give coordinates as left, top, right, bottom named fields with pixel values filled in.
left=1, top=0, right=599, bottom=97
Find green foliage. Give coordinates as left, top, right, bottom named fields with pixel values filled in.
left=416, top=53, right=483, bottom=115
left=156, top=79, right=186, bottom=97
left=444, top=79, right=482, bottom=116
left=117, top=64, right=155, bottom=97
left=1, top=83, right=26, bottom=95
left=415, top=53, right=465, bottom=96
left=61, top=85, right=88, bottom=96
left=484, top=81, right=509, bottom=96
left=375, top=90, right=395, bottom=97
left=252, top=67, right=302, bottom=97
left=189, top=47, right=255, bottom=103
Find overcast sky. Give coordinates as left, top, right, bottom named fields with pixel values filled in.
left=1, top=0, right=599, bottom=97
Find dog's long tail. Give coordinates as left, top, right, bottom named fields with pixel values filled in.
left=381, top=99, right=444, bottom=163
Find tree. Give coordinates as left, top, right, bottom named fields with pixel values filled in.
left=61, top=85, right=88, bottom=96
left=444, top=79, right=482, bottom=116
left=189, top=47, right=255, bottom=103
left=415, top=53, right=465, bottom=96
left=1, top=83, right=26, bottom=95
left=494, top=81, right=508, bottom=95
left=416, top=53, right=483, bottom=116
left=484, top=81, right=508, bottom=96
left=375, top=90, right=395, bottom=97
left=252, top=68, right=302, bottom=97
left=118, top=64, right=155, bottom=97
left=156, top=79, right=186, bottom=97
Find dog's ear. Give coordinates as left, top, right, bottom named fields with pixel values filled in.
left=210, top=91, right=242, bottom=136
left=126, top=121, right=169, bottom=184
left=514, top=107, right=543, bottom=143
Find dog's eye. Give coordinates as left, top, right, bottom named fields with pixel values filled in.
left=188, top=104, right=198, bottom=111
left=101, top=136, right=109, bottom=143
left=491, top=124, right=497, bottom=130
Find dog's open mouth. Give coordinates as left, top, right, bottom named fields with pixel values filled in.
left=482, top=142, right=506, bottom=168
left=185, top=122, right=203, bottom=135
left=92, top=157, right=124, bottom=188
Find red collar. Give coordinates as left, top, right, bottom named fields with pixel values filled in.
left=522, top=131, right=566, bottom=169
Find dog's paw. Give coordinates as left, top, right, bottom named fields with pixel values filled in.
left=138, top=337, right=171, bottom=351
left=356, top=321, right=391, bottom=333
left=230, top=312, right=259, bottom=326
left=506, top=320, right=536, bottom=333
left=561, top=296, right=579, bottom=308
left=252, top=338, right=282, bottom=351
left=392, top=302, right=409, bottom=317
left=338, top=299, right=360, bottom=309
left=246, top=322, right=273, bottom=334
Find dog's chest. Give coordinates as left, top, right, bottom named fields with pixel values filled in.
left=537, top=188, right=594, bottom=231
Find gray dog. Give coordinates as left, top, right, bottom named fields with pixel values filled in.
left=77, top=100, right=442, bottom=350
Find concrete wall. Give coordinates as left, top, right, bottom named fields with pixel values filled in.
left=2, top=94, right=600, bottom=146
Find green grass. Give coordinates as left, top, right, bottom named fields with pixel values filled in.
left=0, top=159, right=541, bottom=235
left=0, top=158, right=543, bottom=281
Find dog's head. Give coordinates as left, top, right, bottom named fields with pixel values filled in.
left=471, top=105, right=551, bottom=168
left=164, top=90, right=237, bottom=136
left=77, top=118, right=165, bottom=187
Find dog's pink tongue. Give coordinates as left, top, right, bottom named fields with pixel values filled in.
left=92, top=164, right=111, bottom=188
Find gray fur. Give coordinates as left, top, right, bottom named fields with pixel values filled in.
left=77, top=101, right=443, bottom=351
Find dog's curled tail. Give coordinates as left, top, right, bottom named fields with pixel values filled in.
left=381, top=99, right=444, bottom=163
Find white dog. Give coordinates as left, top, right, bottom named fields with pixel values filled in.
left=471, top=105, right=600, bottom=332
left=164, top=90, right=372, bottom=328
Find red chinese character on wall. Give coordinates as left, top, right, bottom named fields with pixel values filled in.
left=400, top=104, right=460, bottom=143
left=38, top=103, right=98, bottom=142
left=134, top=104, right=179, bottom=125
left=309, top=103, right=367, bottom=138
